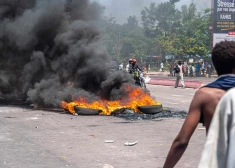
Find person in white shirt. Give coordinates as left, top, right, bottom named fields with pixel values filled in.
left=119, top=63, right=123, bottom=71
left=160, top=62, right=164, bottom=72
left=148, top=64, right=150, bottom=73
left=174, top=60, right=185, bottom=88
left=126, top=64, right=129, bottom=72
left=201, top=62, right=205, bottom=76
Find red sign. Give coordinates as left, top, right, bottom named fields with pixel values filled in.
left=228, top=31, right=235, bottom=35
left=152, top=56, right=161, bottom=58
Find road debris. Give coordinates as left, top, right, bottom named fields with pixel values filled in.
left=103, top=164, right=114, bottom=168
left=89, top=134, right=96, bottom=138
left=112, top=109, right=187, bottom=120
left=124, top=141, right=138, bottom=146
left=104, top=140, right=114, bottom=143
left=198, top=127, right=206, bottom=130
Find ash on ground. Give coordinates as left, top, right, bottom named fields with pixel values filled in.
left=111, top=109, right=187, bottom=120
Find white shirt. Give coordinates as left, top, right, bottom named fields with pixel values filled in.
left=119, top=64, right=123, bottom=70
left=202, top=63, right=205, bottom=69
left=126, top=64, right=129, bottom=72
left=176, top=64, right=183, bottom=75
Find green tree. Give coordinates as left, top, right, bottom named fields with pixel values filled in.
left=141, top=2, right=211, bottom=60
left=100, top=1, right=212, bottom=66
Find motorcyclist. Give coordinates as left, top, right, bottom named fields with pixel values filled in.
left=131, top=59, right=142, bottom=72
left=131, top=59, right=143, bottom=80
left=130, top=59, right=146, bottom=87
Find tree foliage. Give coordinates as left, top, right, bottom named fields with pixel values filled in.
left=101, top=1, right=212, bottom=65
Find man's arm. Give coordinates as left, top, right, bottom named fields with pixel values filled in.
left=163, top=90, right=203, bottom=168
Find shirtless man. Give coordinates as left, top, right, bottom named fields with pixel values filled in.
left=163, top=41, right=235, bottom=168
left=198, top=87, right=235, bottom=168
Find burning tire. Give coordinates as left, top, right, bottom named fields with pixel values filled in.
left=137, top=105, right=163, bottom=114
left=74, top=106, right=101, bottom=115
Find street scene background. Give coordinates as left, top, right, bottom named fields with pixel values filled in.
left=0, top=0, right=219, bottom=167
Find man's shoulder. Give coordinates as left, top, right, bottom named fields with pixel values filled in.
left=194, top=88, right=209, bottom=98
left=197, top=87, right=226, bottom=98
left=190, top=88, right=220, bottom=108
left=198, top=87, right=221, bottom=93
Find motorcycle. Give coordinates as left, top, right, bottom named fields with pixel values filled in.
left=134, top=70, right=146, bottom=88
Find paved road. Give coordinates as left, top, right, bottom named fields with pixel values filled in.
left=147, top=84, right=196, bottom=111
left=0, top=85, right=206, bottom=168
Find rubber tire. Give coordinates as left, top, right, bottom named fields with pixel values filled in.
left=74, top=106, right=101, bottom=115
left=137, top=105, right=163, bottom=114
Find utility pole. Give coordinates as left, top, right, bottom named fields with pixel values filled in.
left=211, top=0, right=214, bottom=49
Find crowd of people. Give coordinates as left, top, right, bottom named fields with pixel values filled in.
left=169, top=61, right=214, bottom=78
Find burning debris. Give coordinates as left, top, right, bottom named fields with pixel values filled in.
left=111, top=109, right=188, bottom=120
left=0, top=0, right=160, bottom=112
left=61, top=87, right=161, bottom=115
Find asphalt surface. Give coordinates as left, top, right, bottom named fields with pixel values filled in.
left=147, top=84, right=196, bottom=111
left=0, top=76, right=209, bottom=168
left=147, top=71, right=216, bottom=110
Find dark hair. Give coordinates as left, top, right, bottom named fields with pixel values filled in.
left=212, top=41, right=235, bottom=76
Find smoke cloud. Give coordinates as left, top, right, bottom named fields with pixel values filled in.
left=0, top=0, right=134, bottom=107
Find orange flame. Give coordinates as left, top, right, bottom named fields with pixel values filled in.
left=61, top=86, right=161, bottom=115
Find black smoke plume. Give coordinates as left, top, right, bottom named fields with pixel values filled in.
left=0, top=0, right=134, bottom=107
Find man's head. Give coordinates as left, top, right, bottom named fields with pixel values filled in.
left=212, top=41, right=235, bottom=76
left=178, top=60, right=182, bottom=65
left=129, top=58, right=133, bottom=64
left=132, top=59, right=137, bottom=64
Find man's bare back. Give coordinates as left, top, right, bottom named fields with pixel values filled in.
left=199, top=87, right=226, bottom=131
left=163, top=87, right=227, bottom=168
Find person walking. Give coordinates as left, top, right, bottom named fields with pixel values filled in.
left=184, top=62, right=188, bottom=77
left=169, top=64, right=173, bottom=77
left=201, top=61, right=205, bottom=76
left=174, top=60, right=185, bottom=88
left=146, top=63, right=150, bottom=73
left=160, top=62, right=164, bottom=72
left=189, top=64, right=194, bottom=77
left=207, top=62, right=212, bottom=78
left=195, top=62, right=200, bottom=77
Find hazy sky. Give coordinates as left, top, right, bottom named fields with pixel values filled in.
left=93, top=0, right=211, bottom=24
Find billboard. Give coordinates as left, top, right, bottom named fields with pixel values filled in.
left=213, top=0, right=235, bottom=46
